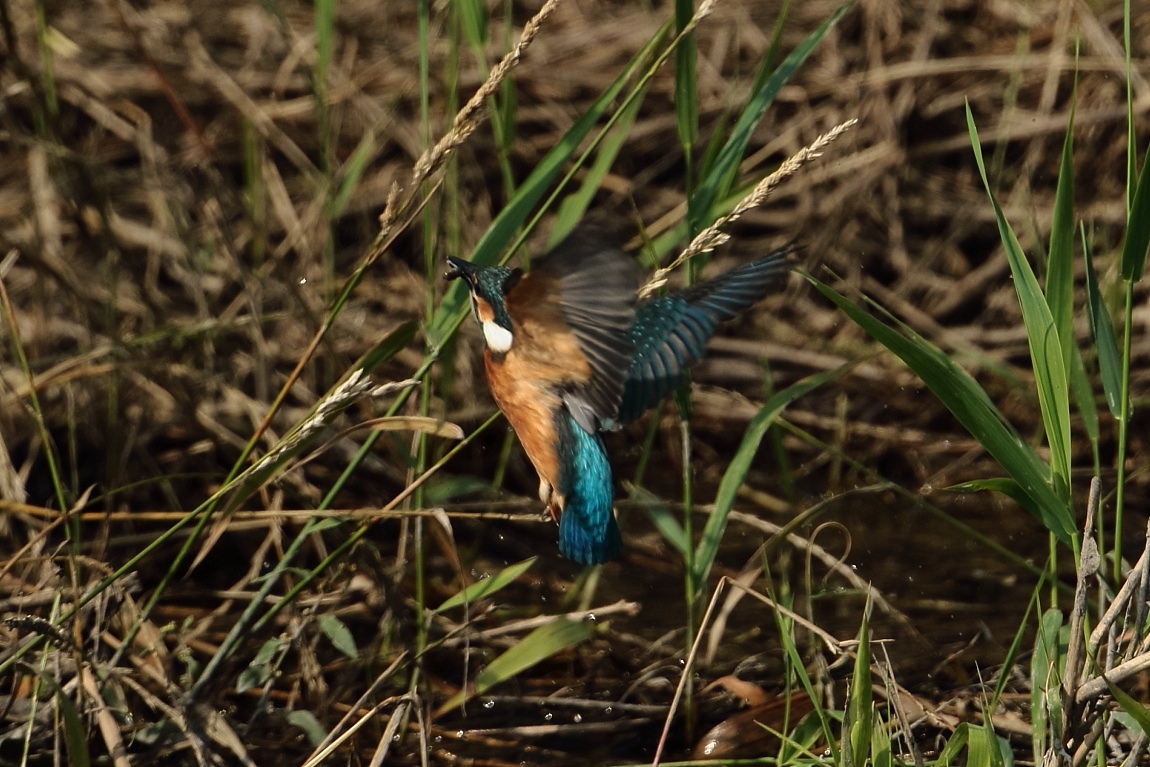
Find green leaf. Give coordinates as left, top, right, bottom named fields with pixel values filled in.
left=937, top=723, right=971, bottom=767
left=21, top=666, right=91, bottom=767
left=318, top=614, right=358, bottom=660
left=457, top=0, right=487, bottom=50
left=328, top=131, right=376, bottom=218
left=1121, top=143, right=1150, bottom=281
left=1046, top=91, right=1076, bottom=373
left=965, top=723, right=1010, bottom=767
left=1066, top=338, right=1100, bottom=448
left=424, top=474, right=494, bottom=505
left=673, top=0, right=698, bottom=151
left=237, top=636, right=287, bottom=693
left=436, top=557, right=537, bottom=612
left=688, top=2, right=850, bottom=231
left=968, top=103, right=1072, bottom=503
left=948, top=477, right=1040, bottom=519
left=810, top=275, right=1075, bottom=542
left=286, top=710, right=328, bottom=746
left=1108, top=679, right=1150, bottom=734
left=846, top=611, right=872, bottom=767
left=692, top=362, right=851, bottom=589
left=551, top=86, right=648, bottom=245
left=1031, top=608, right=1065, bottom=760
left=631, top=485, right=688, bottom=554
left=436, top=618, right=593, bottom=713
left=1084, top=245, right=1123, bottom=416
left=314, top=0, right=335, bottom=89
left=360, top=321, right=419, bottom=371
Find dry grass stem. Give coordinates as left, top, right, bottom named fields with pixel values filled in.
left=409, top=0, right=562, bottom=189
left=640, top=118, right=858, bottom=299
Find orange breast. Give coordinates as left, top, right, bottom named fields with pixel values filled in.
left=504, top=273, right=593, bottom=388
left=484, top=347, right=564, bottom=506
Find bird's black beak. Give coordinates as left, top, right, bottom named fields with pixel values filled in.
left=444, top=256, right=473, bottom=282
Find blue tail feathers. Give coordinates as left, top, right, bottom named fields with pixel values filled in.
left=555, top=411, right=621, bottom=565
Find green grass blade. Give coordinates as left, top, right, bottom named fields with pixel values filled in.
left=1031, top=608, right=1065, bottom=762
left=1046, top=101, right=1076, bottom=374
left=1083, top=245, right=1123, bottom=416
left=688, top=1, right=850, bottom=231
left=673, top=0, right=698, bottom=152
left=436, top=617, right=593, bottom=713
left=966, top=723, right=1010, bottom=767
left=328, top=131, right=377, bottom=218
left=1108, top=678, right=1150, bottom=734
left=436, top=557, right=537, bottom=612
left=318, top=614, right=359, bottom=660
left=692, top=362, right=852, bottom=589
left=809, top=275, right=1074, bottom=541
left=1067, top=340, right=1100, bottom=454
left=19, top=665, right=91, bottom=767
left=457, top=0, right=487, bottom=50
left=938, top=723, right=971, bottom=767
left=313, top=0, right=336, bottom=172
left=845, top=609, right=873, bottom=767
left=631, top=485, right=689, bottom=554
left=967, top=103, right=1072, bottom=502
left=550, top=86, right=648, bottom=245
left=59, top=686, right=92, bottom=767
left=949, top=477, right=1042, bottom=518
left=1121, top=142, right=1150, bottom=281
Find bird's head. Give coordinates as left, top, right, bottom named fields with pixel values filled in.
left=445, top=256, right=522, bottom=353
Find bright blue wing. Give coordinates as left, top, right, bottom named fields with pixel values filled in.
left=610, top=251, right=791, bottom=428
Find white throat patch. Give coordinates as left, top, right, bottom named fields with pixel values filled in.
left=482, top=320, right=513, bottom=353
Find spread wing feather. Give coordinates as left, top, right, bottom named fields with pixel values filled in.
left=532, top=226, right=640, bottom=433
left=610, top=251, right=791, bottom=428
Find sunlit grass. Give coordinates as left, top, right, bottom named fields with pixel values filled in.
left=3, top=0, right=1149, bottom=764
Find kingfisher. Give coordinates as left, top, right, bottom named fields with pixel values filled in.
left=446, top=226, right=790, bottom=565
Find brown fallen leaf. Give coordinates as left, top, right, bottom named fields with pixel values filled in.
left=693, top=691, right=816, bottom=760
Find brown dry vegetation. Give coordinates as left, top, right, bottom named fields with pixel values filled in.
left=1, top=0, right=1149, bottom=764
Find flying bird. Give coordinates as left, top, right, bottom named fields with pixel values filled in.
left=446, top=226, right=790, bottom=564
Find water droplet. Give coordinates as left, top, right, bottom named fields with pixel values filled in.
left=573, top=714, right=582, bottom=723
